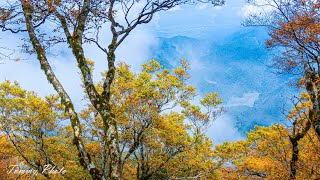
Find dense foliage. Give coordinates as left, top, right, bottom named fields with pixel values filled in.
left=1, top=0, right=320, bottom=179
left=0, top=60, right=224, bottom=179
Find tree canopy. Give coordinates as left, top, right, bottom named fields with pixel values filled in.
left=0, top=0, right=225, bottom=179
left=0, top=60, right=224, bottom=179
left=1, top=0, right=320, bottom=179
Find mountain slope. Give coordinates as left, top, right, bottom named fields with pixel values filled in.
left=150, top=28, right=297, bottom=135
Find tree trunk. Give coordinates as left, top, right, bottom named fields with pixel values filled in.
left=21, top=1, right=102, bottom=179
left=289, top=137, right=298, bottom=180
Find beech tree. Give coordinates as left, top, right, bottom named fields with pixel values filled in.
left=0, top=135, right=18, bottom=179
left=215, top=124, right=320, bottom=179
left=0, top=60, right=223, bottom=179
left=0, top=80, right=92, bottom=179
left=245, top=0, right=320, bottom=141
left=245, top=1, right=320, bottom=178
left=79, top=60, right=223, bottom=179
left=0, top=0, right=224, bottom=179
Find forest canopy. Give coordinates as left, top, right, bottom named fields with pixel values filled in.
left=0, top=0, right=320, bottom=179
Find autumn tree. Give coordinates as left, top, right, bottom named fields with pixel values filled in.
left=0, top=0, right=225, bottom=179
left=0, top=80, right=92, bottom=179
left=0, top=60, right=223, bottom=179
left=0, top=135, right=19, bottom=179
left=79, top=59, right=224, bottom=179
left=213, top=92, right=320, bottom=180
left=245, top=0, right=320, bottom=141
left=245, top=1, right=320, bottom=178
left=215, top=124, right=320, bottom=179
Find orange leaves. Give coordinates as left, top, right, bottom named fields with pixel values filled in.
left=200, top=92, right=223, bottom=108
left=0, top=7, right=13, bottom=23
left=296, top=77, right=306, bottom=88
left=287, top=92, right=312, bottom=121
left=174, top=67, right=188, bottom=79
left=174, top=59, right=191, bottom=81
left=142, top=59, right=162, bottom=73
left=85, top=58, right=94, bottom=68
left=262, top=0, right=320, bottom=77
left=266, top=40, right=274, bottom=48
left=0, top=59, right=223, bottom=179
left=79, top=59, right=223, bottom=179
left=0, top=135, right=18, bottom=179
left=215, top=125, right=320, bottom=179
left=0, top=80, right=82, bottom=178
left=110, top=59, right=223, bottom=137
